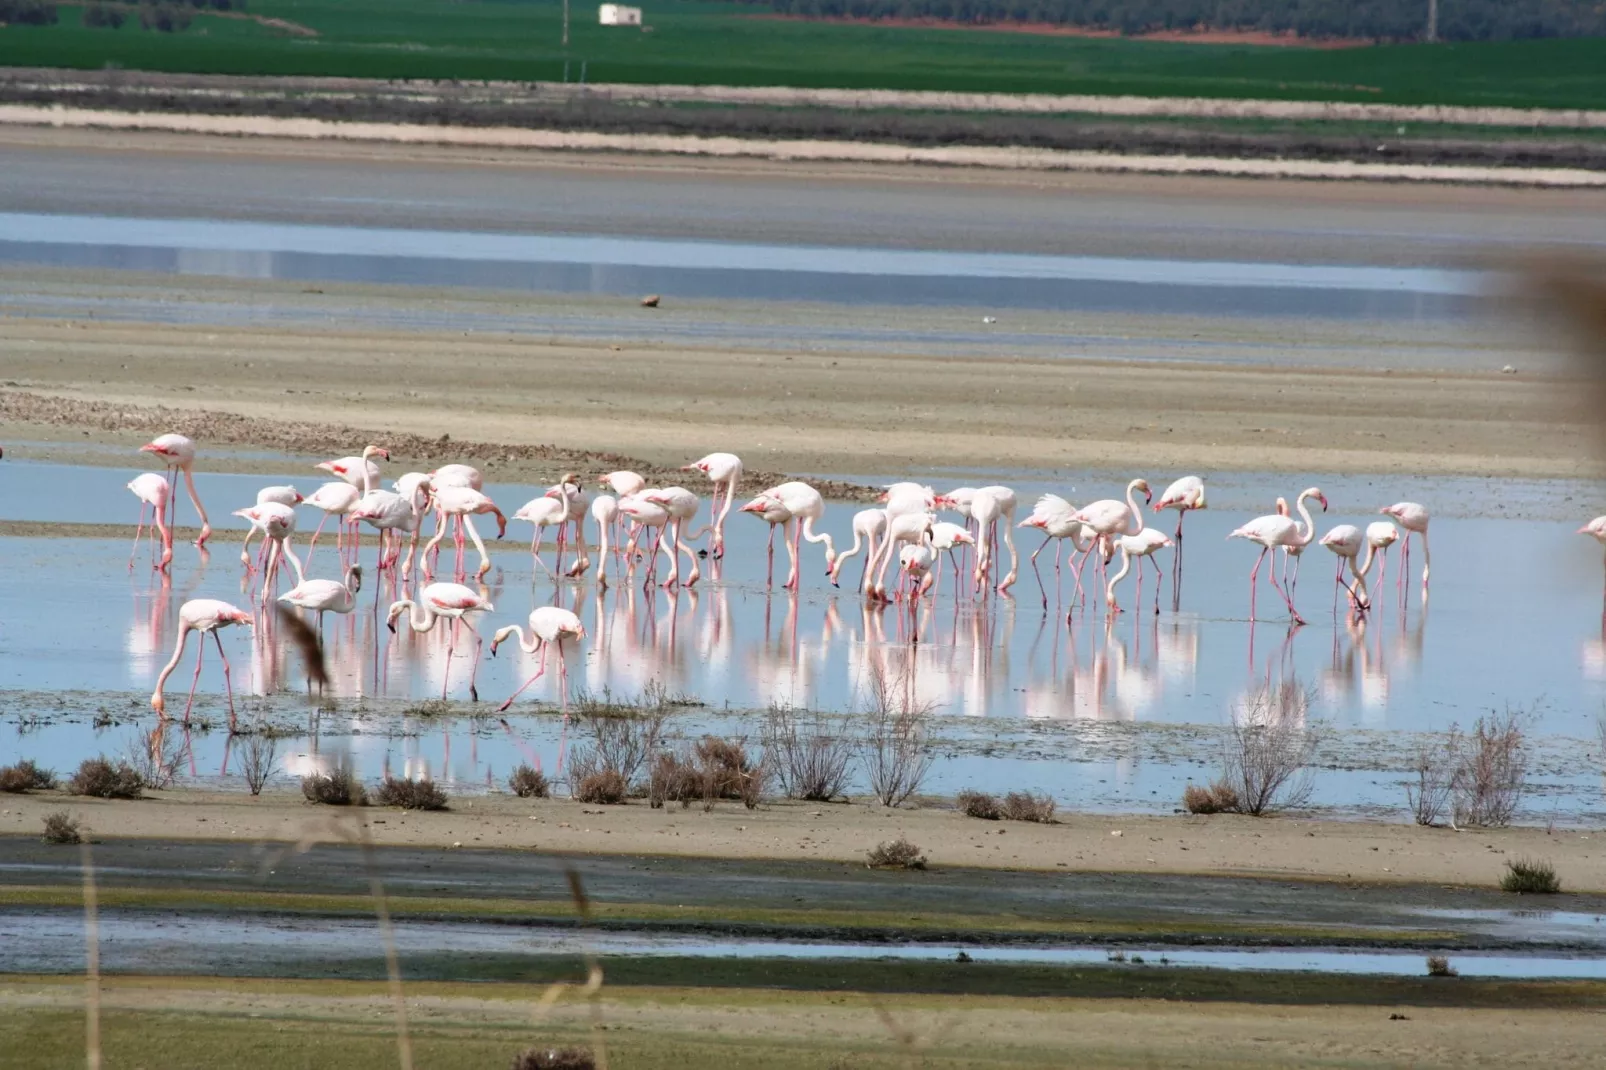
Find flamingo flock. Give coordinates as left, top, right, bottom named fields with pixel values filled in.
left=125, top=432, right=1451, bottom=727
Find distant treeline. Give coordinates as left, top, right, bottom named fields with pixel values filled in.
left=733, top=0, right=1606, bottom=42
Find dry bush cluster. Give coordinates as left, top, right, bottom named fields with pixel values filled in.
left=238, top=732, right=277, bottom=796
left=1407, top=708, right=1529, bottom=828
left=649, top=736, right=766, bottom=810
left=1426, top=955, right=1458, bottom=978
left=120, top=732, right=184, bottom=790
left=564, top=695, right=669, bottom=803
left=301, top=757, right=366, bottom=806
left=1184, top=684, right=1320, bottom=816
left=572, top=770, right=628, bottom=805
left=68, top=758, right=144, bottom=800
left=0, top=759, right=56, bottom=793
left=510, top=1047, right=596, bottom=1070
left=41, top=810, right=81, bottom=845
left=957, top=789, right=1056, bottom=822
left=866, top=836, right=926, bottom=870
left=508, top=764, right=550, bottom=798
left=763, top=702, right=854, bottom=802
left=1501, top=857, right=1561, bottom=894
left=859, top=668, right=935, bottom=808
left=375, top=777, right=449, bottom=811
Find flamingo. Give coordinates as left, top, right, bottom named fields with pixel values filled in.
left=682, top=452, right=742, bottom=557
left=617, top=491, right=672, bottom=584
left=830, top=508, right=888, bottom=592
left=969, top=487, right=1019, bottom=593
left=126, top=472, right=173, bottom=571
left=302, top=481, right=362, bottom=567
left=423, top=486, right=506, bottom=580
left=279, top=563, right=363, bottom=637
left=758, top=481, right=835, bottom=591
left=1017, top=494, right=1093, bottom=608
left=387, top=583, right=494, bottom=702
left=925, top=521, right=975, bottom=595
left=318, top=444, right=389, bottom=492
left=1363, top=521, right=1400, bottom=600
left=491, top=606, right=587, bottom=711
left=1273, top=497, right=1306, bottom=601
left=232, top=502, right=303, bottom=598
left=899, top=538, right=937, bottom=602
left=1071, top=479, right=1152, bottom=605
left=1580, top=516, right=1606, bottom=612
left=150, top=599, right=252, bottom=725
left=642, top=486, right=706, bottom=587
left=239, top=485, right=303, bottom=571
left=139, top=433, right=211, bottom=547
left=514, top=487, right=571, bottom=578
left=547, top=476, right=593, bottom=576
left=869, top=511, right=935, bottom=601
left=392, top=472, right=433, bottom=575
left=589, top=494, right=619, bottom=586
left=599, top=471, right=646, bottom=557
left=739, top=494, right=793, bottom=588
left=1155, top=475, right=1206, bottom=607
left=1229, top=487, right=1326, bottom=625
left=351, top=487, right=421, bottom=574
left=1380, top=502, right=1431, bottom=602
left=1319, top=524, right=1369, bottom=613
left=1104, top=529, right=1173, bottom=615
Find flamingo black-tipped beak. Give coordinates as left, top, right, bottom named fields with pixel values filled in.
left=386, top=620, right=397, bottom=634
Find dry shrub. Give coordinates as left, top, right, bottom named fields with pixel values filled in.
left=1501, top=857, right=1560, bottom=894
left=763, top=702, right=853, bottom=802
left=238, top=732, right=277, bottom=796
left=375, top=777, right=448, bottom=811
left=566, top=696, right=668, bottom=796
left=859, top=667, right=935, bottom=808
left=68, top=758, right=144, bottom=800
left=1426, top=955, right=1458, bottom=978
left=866, top=835, right=926, bottom=870
left=120, top=731, right=183, bottom=790
left=510, top=1047, right=596, bottom=1070
left=573, top=770, right=628, bottom=805
left=41, top=811, right=81, bottom=845
left=1406, top=729, right=1459, bottom=826
left=0, top=759, right=55, bottom=793
left=647, top=748, right=702, bottom=808
left=301, top=757, right=365, bottom=806
left=509, top=764, right=550, bottom=798
left=1182, top=781, right=1241, bottom=815
left=1002, top=791, right=1056, bottom=823
left=1451, top=708, right=1528, bottom=829
left=1217, top=684, right=1320, bottom=816
left=957, top=789, right=1000, bottom=819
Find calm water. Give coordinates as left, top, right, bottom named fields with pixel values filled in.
left=3, top=456, right=1605, bottom=821
left=5, top=910, right=1604, bottom=979
left=0, top=211, right=1483, bottom=319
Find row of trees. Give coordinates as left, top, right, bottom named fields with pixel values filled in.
left=0, top=0, right=246, bottom=30
left=740, top=0, right=1606, bottom=42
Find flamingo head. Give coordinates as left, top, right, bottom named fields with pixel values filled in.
left=385, top=602, right=409, bottom=632
left=1379, top=504, right=1397, bottom=518
left=571, top=623, right=588, bottom=641
left=488, top=506, right=508, bottom=539
left=681, top=461, right=708, bottom=474
left=1317, top=492, right=1330, bottom=512
left=364, top=445, right=391, bottom=462
left=1135, top=479, right=1152, bottom=505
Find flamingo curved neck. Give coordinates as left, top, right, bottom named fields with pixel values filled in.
left=400, top=600, right=438, bottom=633
left=1124, top=480, right=1146, bottom=535
left=499, top=625, right=540, bottom=654
left=1293, top=492, right=1318, bottom=548
left=1106, top=547, right=1132, bottom=603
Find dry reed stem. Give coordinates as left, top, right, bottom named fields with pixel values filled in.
left=80, top=833, right=100, bottom=1070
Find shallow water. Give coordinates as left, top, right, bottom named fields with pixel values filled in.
left=0, top=211, right=1482, bottom=319
left=3, top=456, right=1606, bottom=820
left=4, top=910, right=1603, bottom=979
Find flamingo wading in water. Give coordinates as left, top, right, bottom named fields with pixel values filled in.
left=682, top=452, right=742, bottom=558
left=1229, top=487, right=1326, bottom=625
left=140, top=433, right=212, bottom=548
left=1154, top=475, right=1205, bottom=609
left=150, top=599, right=252, bottom=726
left=387, top=583, right=494, bottom=702
left=126, top=472, right=173, bottom=572
left=1380, top=502, right=1431, bottom=605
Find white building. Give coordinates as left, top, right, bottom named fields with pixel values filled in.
left=598, top=4, right=642, bottom=25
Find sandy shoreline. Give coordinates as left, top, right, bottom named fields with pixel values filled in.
left=4, top=788, right=1603, bottom=890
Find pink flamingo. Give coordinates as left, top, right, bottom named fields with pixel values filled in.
left=514, top=486, right=571, bottom=578
left=547, top=476, right=593, bottom=576
left=1104, top=528, right=1173, bottom=615
left=302, top=481, right=362, bottom=567
left=492, top=605, right=587, bottom=771
left=1579, top=516, right=1606, bottom=611
left=423, top=486, right=506, bottom=580
left=232, top=501, right=303, bottom=599
left=126, top=472, right=173, bottom=571
left=1155, top=475, right=1205, bottom=607
left=758, top=481, right=836, bottom=591
left=830, top=508, right=888, bottom=592
left=617, top=491, right=672, bottom=584
left=1363, top=521, right=1399, bottom=600
left=1018, top=494, right=1093, bottom=609
left=279, top=563, right=362, bottom=637
left=739, top=494, right=793, bottom=588
left=682, top=452, right=742, bottom=557
left=139, top=433, right=211, bottom=547
left=589, top=494, right=619, bottom=586
left=642, top=486, right=707, bottom=587
left=239, top=485, right=303, bottom=571
left=1229, top=487, right=1326, bottom=625
left=151, top=599, right=252, bottom=725
left=1380, top=502, right=1431, bottom=602
left=969, top=487, right=1018, bottom=593
left=868, top=511, right=935, bottom=602
left=321, top=445, right=388, bottom=563
left=1319, top=524, right=1369, bottom=614
left=387, top=583, right=495, bottom=701
left=925, top=521, right=975, bottom=595
left=351, top=488, right=420, bottom=574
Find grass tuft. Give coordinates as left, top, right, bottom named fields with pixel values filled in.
left=510, top=1047, right=596, bottom=1070
left=1183, top=780, right=1242, bottom=814
left=1500, top=857, right=1561, bottom=894
left=508, top=764, right=550, bottom=799
left=301, top=757, right=366, bottom=806
left=573, top=770, right=628, bottom=805
left=41, top=810, right=81, bottom=845
left=1001, top=791, right=1056, bottom=823
left=1426, top=954, right=1459, bottom=978
left=0, top=759, right=56, bottom=793
left=374, top=777, right=448, bottom=811
left=866, top=835, right=926, bottom=870
left=67, top=757, right=143, bottom=799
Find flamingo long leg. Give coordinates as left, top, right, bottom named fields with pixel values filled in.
left=1031, top=533, right=1050, bottom=608
left=183, top=629, right=205, bottom=722
left=467, top=624, right=482, bottom=703
left=499, top=644, right=548, bottom=711
left=129, top=503, right=148, bottom=571
left=306, top=512, right=331, bottom=568
left=1248, top=547, right=1266, bottom=622
left=214, top=630, right=238, bottom=730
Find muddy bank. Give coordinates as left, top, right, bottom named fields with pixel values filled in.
left=4, top=791, right=1605, bottom=890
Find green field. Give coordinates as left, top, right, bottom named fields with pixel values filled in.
left=2, top=0, right=1605, bottom=109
